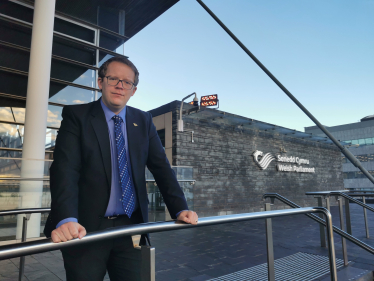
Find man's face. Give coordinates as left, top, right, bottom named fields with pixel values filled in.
left=98, top=61, right=137, bottom=114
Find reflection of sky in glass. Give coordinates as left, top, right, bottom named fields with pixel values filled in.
left=65, top=69, right=95, bottom=88
left=47, top=105, right=62, bottom=128
left=49, top=85, right=95, bottom=105
left=99, top=54, right=114, bottom=67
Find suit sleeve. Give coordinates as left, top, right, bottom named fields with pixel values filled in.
left=50, top=106, right=81, bottom=226
left=145, top=113, right=188, bottom=218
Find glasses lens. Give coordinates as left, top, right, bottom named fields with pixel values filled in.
left=107, top=77, right=119, bottom=86
left=106, top=77, right=133, bottom=89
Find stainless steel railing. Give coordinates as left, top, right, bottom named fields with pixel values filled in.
left=0, top=208, right=51, bottom=281
left=263, top=193, right=374, bottom=268
left=306, top=191, right=374, bottom=238
left=0, top=207, right=338, bottom=281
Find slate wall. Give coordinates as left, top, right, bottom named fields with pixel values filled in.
left=172, top=111, right=343, bottom=217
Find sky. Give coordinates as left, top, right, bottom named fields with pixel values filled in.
left=124, top=0, right=373, bottom=132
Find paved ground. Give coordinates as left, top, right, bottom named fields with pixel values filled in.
left=1, top=202, right=374, bottom=281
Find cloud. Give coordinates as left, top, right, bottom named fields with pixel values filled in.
left=72, top=100, right=85, bottom=104
left=47, top=110, right=61, bottom=128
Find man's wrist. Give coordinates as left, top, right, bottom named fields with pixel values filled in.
left=56, top=217, right=78, bottom=229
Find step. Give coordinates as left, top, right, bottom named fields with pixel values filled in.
left=319, top=264, right=373, bottom=281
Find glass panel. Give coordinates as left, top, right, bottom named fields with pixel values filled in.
left=365, top=138, right=373, bottom=145
left=0, top=71, right=28, bottom=98
left=49, top=83, right=95, bottom=105
left=51, top=59, right=96, bottom=88
left=0, top=107, right=16, bottom=122
left=52, top=37, right=96, bottom=66
left=0, top=45, right=30, bottom=72
left=359, top=139, right=366, bottom=145
left=0, top=19, right=32, bottom=48
left=98, top=52, right=114, bottom=67
left=0, top=123, right=24, bottom=150
left=45, top=129, right=58, bottom=149
left=0, top=158, right=51, bottom=240
left=47, top=105, right=62, bottom=128
left=54, top=17, right=95, bottom=43
left=100, top=31, right=125, bottom=55
left=0, top=1, right=34, bottom=24
left=352, top=140, right=359, bottom=145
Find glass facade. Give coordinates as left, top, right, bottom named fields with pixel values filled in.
left=342, top=153, right=374, bottom=164
left=0, top=0, right=128, bottom=154
left=343, top=137, right=374, bottom=146
left=343, top=170, right=374, bottom=179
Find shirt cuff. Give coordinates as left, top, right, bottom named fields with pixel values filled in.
left=176, top=210, right=188, bottom=218
left=56, top=217, right=78, bottom=229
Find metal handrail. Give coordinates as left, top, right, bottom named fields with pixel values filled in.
left=305, top=191, right=374, bottom=213
left=263, top=193, right=374, bottom=255
left=0, top=207, right=338, bottom=281
left=0, top=208, right=50, bottom=216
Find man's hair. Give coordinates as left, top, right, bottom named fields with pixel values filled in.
left=98, top=56, right=139, bottom=86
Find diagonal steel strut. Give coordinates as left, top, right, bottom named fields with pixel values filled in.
left=196, top=0, right=374, bottom=185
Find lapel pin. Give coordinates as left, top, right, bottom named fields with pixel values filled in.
left=133, top=123, right=138, bottom=126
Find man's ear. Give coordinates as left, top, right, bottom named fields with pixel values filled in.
left=98, top=77, right=103, bottom=90
left=131, top=86, right=137, bottom=97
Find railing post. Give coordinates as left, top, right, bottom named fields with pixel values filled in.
left=18, top=214, right=31, bottom=281
left=322, top=208, right=338, bottom=281
left=265, top=203, right=275, bottom=281
left=317, top=197, right=326, bottom=248
left=345, top=198, right=352, bottom=235
left=140, top=246, right=155, bottom=281
left=362, top=196, right=369, bottom=238
left=337, top=199, right=348, bottom=266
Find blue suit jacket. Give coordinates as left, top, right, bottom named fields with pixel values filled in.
left=44, top=99, right=188, bottom=241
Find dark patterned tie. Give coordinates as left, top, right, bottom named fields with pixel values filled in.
left=112, top=115, right=135, bottom=217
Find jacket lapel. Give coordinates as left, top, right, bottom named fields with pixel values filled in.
left=90, top=100, right=111, bottom=188
left=126, top=107, right=141, bottom=191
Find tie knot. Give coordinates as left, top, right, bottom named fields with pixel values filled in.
left=112, top=115, right=123, bottom=124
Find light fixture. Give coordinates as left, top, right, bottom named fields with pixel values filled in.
left=178, top=92, right=198, bottom=132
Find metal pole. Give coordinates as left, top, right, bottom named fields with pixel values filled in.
left=317, top=197, right=326, bottom=248
left=323, top=209, right=338, bottom=281
left=18, top=216, right=29, bottom=281
left=345, top=198, right=352, bottom=235
left=140, top=246, right=155, bottom=281
left=195, top=0, right=374, bottom=186
left=337, top=199, right=348, bottom=266
left=363, top=196, right=369, bottom=238
left=265, top=203, right=275, bottom=281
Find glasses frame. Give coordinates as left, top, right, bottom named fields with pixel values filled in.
left=104, top=76, right=135, bottom=90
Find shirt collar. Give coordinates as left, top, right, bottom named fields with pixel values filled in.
left=100, top=99, right=127, bottom=123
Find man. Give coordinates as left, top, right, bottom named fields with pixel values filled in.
left=44, top=56, right=198, bottom=281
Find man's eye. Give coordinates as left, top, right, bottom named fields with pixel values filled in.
left=109, top=77, right=118, bottom=81
left=124, top=81, right=131, bottom=85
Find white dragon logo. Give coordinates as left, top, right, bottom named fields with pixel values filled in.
left=252, top=150, right=275, bottom=170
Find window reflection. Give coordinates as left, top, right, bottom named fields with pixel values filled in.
left=49, top=84, right=95, bottom=105
left=51, top=60, right=95, bottom=88
left=47, top=105, right=62, bottom=128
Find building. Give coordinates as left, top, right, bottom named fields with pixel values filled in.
left=305, top=116, right=374, bottom=191
left=150, top=101, right=343, bottom=217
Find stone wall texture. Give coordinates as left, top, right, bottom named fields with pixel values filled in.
left=172, top=111, right=343, bottom=217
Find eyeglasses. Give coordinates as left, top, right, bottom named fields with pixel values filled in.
left=104, top=76, right=135, bottom=90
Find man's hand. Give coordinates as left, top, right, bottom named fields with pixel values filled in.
left=177, top=210, right=198, bottom=225
left=51, top=222, right=86, bottom=243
